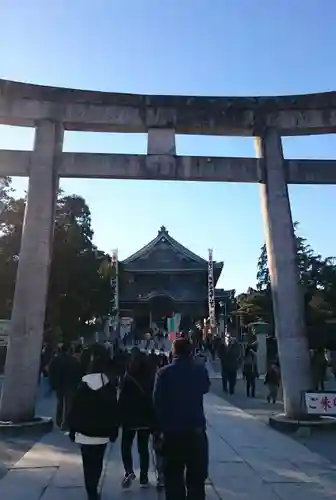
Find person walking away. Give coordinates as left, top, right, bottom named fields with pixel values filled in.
left=118, top=349, right=155, bottom=489
left=227, top=337, right=240, bottom=394
left=194, top=348, right=207, bottom=367
left=48, top=344, right=82, bottom=430
left=210, top=337, right=217, bottom=361
left=264, top=362, right=280, bottom=403
left=68, top=344, right=119, bottom=500
left=311, top=348, right=328, bottom=390
left=113, top=347, right=129, bottom=385
left=149, top=348, right=159, bottom=373
left=154, top=338, right=210, bottom=500
left=243, top=347, right=259, bottom=398
left=157, top=348, right=168, bottom=369
left=218, top=340, right=229, bottom=393
left=219, top=337, right=240, bottom=394
left=152, top=430, right=165, bottom=489
left=40, top=345, right=53, bottom=396
left=330, top=350, right=336, bottom=380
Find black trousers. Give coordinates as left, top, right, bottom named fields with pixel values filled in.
left=163, top=429, right=208, bottom=500
left=246, top=376, right=256, bottom=397
left=81, top=444, right=107, bottom=497
left=121, top=428, right=150, bottom=475
left=221, top=370, right=237, bottom=394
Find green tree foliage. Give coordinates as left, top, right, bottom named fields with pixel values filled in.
left=238, top=223, right=336, bottom=348
left=236, top=287, right=273, bottom=326
left=0, top=177, right=13, bottom=205
left=0, top=189, right=112, bottom=342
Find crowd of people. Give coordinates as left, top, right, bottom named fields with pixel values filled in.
left=213, top=335, right=331, bottom=405
left=39, top=329, right=336, bottom=500
left=44, top=337, right=210, bottom=500
left=205, top=334, right=281, bottom=402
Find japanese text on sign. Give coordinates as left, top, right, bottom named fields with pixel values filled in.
left=208, top=249, right=215, bottom=329
left=305, top=392, right=336, bottom=415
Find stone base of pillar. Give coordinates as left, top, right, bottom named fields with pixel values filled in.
left=269, top=413, right=336, bottom=434
left=0, top=416, right=53, bottom=438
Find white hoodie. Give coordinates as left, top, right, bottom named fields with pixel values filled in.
left=75, top=373, right=110, bottom=445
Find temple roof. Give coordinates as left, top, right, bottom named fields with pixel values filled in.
left=122, top=226, right=223, bottom=278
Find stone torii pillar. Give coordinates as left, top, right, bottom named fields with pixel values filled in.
left=255, top=128, right=312, bottom=419
left=0, top=120, right=63, bottom=422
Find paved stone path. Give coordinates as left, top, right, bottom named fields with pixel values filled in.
left=0, top=380, right=52, bottom=480
left=1, top=391, right=336, bottom=499
left=208, top=358, right=336, bottom=466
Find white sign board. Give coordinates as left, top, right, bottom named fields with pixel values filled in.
left=305, top=392, right=336, bottom=415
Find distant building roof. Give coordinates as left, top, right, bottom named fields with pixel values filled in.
left=215, top=288, right=235, bottom=300
left=122, top=226, right=223, bottom=280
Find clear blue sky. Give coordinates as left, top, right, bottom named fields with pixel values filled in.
left=1, top=0, right=336, bottom=293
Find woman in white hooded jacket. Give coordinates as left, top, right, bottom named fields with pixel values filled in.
left=68, top=345, right=118, bottom=500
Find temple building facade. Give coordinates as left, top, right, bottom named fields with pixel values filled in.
left=119, top=226, right=234, bottom=333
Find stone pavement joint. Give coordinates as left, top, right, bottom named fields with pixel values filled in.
left=1, top=393, right=336, bottom=499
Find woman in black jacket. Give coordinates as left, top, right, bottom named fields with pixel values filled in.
left=118, top=349, right=155, bottom=489
left=68, top=344, right=119, bottom=500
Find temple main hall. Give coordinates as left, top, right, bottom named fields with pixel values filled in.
left=119, top=226, right=233, bottom=333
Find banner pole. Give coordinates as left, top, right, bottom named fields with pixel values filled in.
left=208, top=249, right=216, bottom=336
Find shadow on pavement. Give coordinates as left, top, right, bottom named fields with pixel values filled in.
left=0, top=380, right=55, bottom=480
left=210, top=375, right=336, bottom=465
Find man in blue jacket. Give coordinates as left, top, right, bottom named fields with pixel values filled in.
left=153, top=338, right=210, bottom=500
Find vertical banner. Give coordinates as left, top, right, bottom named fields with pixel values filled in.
left=173, top=313, right=181, bottom=334
left=167, top=317, right=174, bottom=335
left=110, top=249, right=119, bottom=337
left=208, top=249, right=216, bottom=330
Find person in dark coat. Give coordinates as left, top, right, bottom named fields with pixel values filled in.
left=48, top=343, right=82, bottom=430
left=68, top=344, right=119, bottom=500
left=154, top=338, right=210, bottom=500
left=243, top=346, right=259, bottom=397
left=148, top=348, right=159, bottom=372
left=118, top=350, right=155, bottom=489
left=218, top=337, right=240, bottom=395
left=264, top=362, right=280, bottom=403
left=157, top=348, right=168, bottom=369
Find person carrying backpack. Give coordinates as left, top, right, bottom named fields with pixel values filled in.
left=68, top=344, right=119, bottom=500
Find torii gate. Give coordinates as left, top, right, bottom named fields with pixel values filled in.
left=1, top=80, right=336, bottom=421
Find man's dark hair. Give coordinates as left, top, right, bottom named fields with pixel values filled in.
left=130, top=346, right=141, bottom=358
left=84, top=344, right=111, bottom=375
left=74, top=344, right=83, bottom=354
left=61, top=343, right=72, bottom=355
left=172, top=338, right=192, bottom=357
